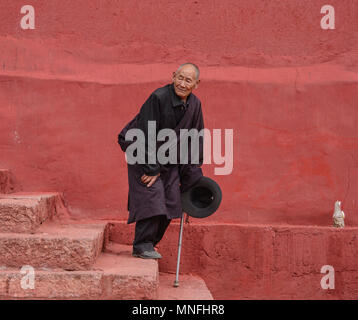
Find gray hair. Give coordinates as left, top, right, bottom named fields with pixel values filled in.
left=176, top=63, right=200, bottom=80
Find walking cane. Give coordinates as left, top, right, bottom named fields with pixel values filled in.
left=173, top=212, right=185, bottom=287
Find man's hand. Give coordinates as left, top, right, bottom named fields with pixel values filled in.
left=141, top=173, right=160, bottom=187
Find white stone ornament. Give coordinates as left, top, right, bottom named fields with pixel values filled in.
left=333, top=200, right=345, bottom=228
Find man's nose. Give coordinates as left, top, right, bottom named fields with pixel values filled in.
left=179, top=79, right=186, bottom=87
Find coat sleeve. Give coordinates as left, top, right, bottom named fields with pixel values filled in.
left=194, top=102, right=204, bottom=166
left=179, top=101, right=205, bottom=193
left=117, top=114, right=139, bottom=152
left=137, top=93, right=161, bottom=176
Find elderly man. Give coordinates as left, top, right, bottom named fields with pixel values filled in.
left=118, top=63, right=204, bottom=259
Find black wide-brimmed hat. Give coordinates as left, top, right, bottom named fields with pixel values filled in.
left=181, top=176, right=222, bottom=218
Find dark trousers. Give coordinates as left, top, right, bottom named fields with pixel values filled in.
left=133, top=215, right=171, bottom=253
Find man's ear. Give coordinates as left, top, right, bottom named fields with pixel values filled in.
left=172, top=71, right=176, bottom=82
left=195, top=79, right=200, bottom=89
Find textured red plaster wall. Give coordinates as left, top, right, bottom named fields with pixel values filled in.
left=0, top=0, right=358, bottom=225
left=1, top=0, right=358, bottom=67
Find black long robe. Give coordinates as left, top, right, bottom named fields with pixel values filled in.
left=118, top=83, right=204, bottom=224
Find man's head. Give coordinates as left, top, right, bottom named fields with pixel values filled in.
left=172, top=63, right=200, bottom=101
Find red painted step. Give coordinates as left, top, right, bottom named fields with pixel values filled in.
left=105, top=243, right=214, bottom=300
left=0, top=222, right=105, bottom=271
left=0, top=192, right=71, bottom=233
left=158, top=273, right=213, bottom=300
left=0, top=244, right=158, bottom=300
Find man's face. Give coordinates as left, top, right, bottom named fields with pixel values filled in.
left=172, top=65, right=200, bottom=100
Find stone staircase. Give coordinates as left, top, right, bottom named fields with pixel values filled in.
left=0, top=169, right=213, bottom=300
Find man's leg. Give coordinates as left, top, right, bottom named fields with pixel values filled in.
left=132, top=215, right=163, bottom=259
left=153, top=215, right=171, bottom=248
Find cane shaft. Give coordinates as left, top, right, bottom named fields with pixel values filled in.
left=174, top=213, right=185, bottom=287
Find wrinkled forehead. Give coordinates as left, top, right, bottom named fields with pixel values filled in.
left=175, top=65, right=198, bottom=79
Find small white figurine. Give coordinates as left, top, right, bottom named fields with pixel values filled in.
left=333, top=200, right=345, bottom=228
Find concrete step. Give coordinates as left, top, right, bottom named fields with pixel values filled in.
left=0, top=169, right=15, bottom=194
left=0, top=244, right=158, bottom=300
left=158, top=273, right=213, bottom=300
left=0, top=192, right=71, bottom=233
left=0, top=222, right=105, bottom=271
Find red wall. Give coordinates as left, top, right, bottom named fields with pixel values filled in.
left=1, top=0, right=358, bottom=226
